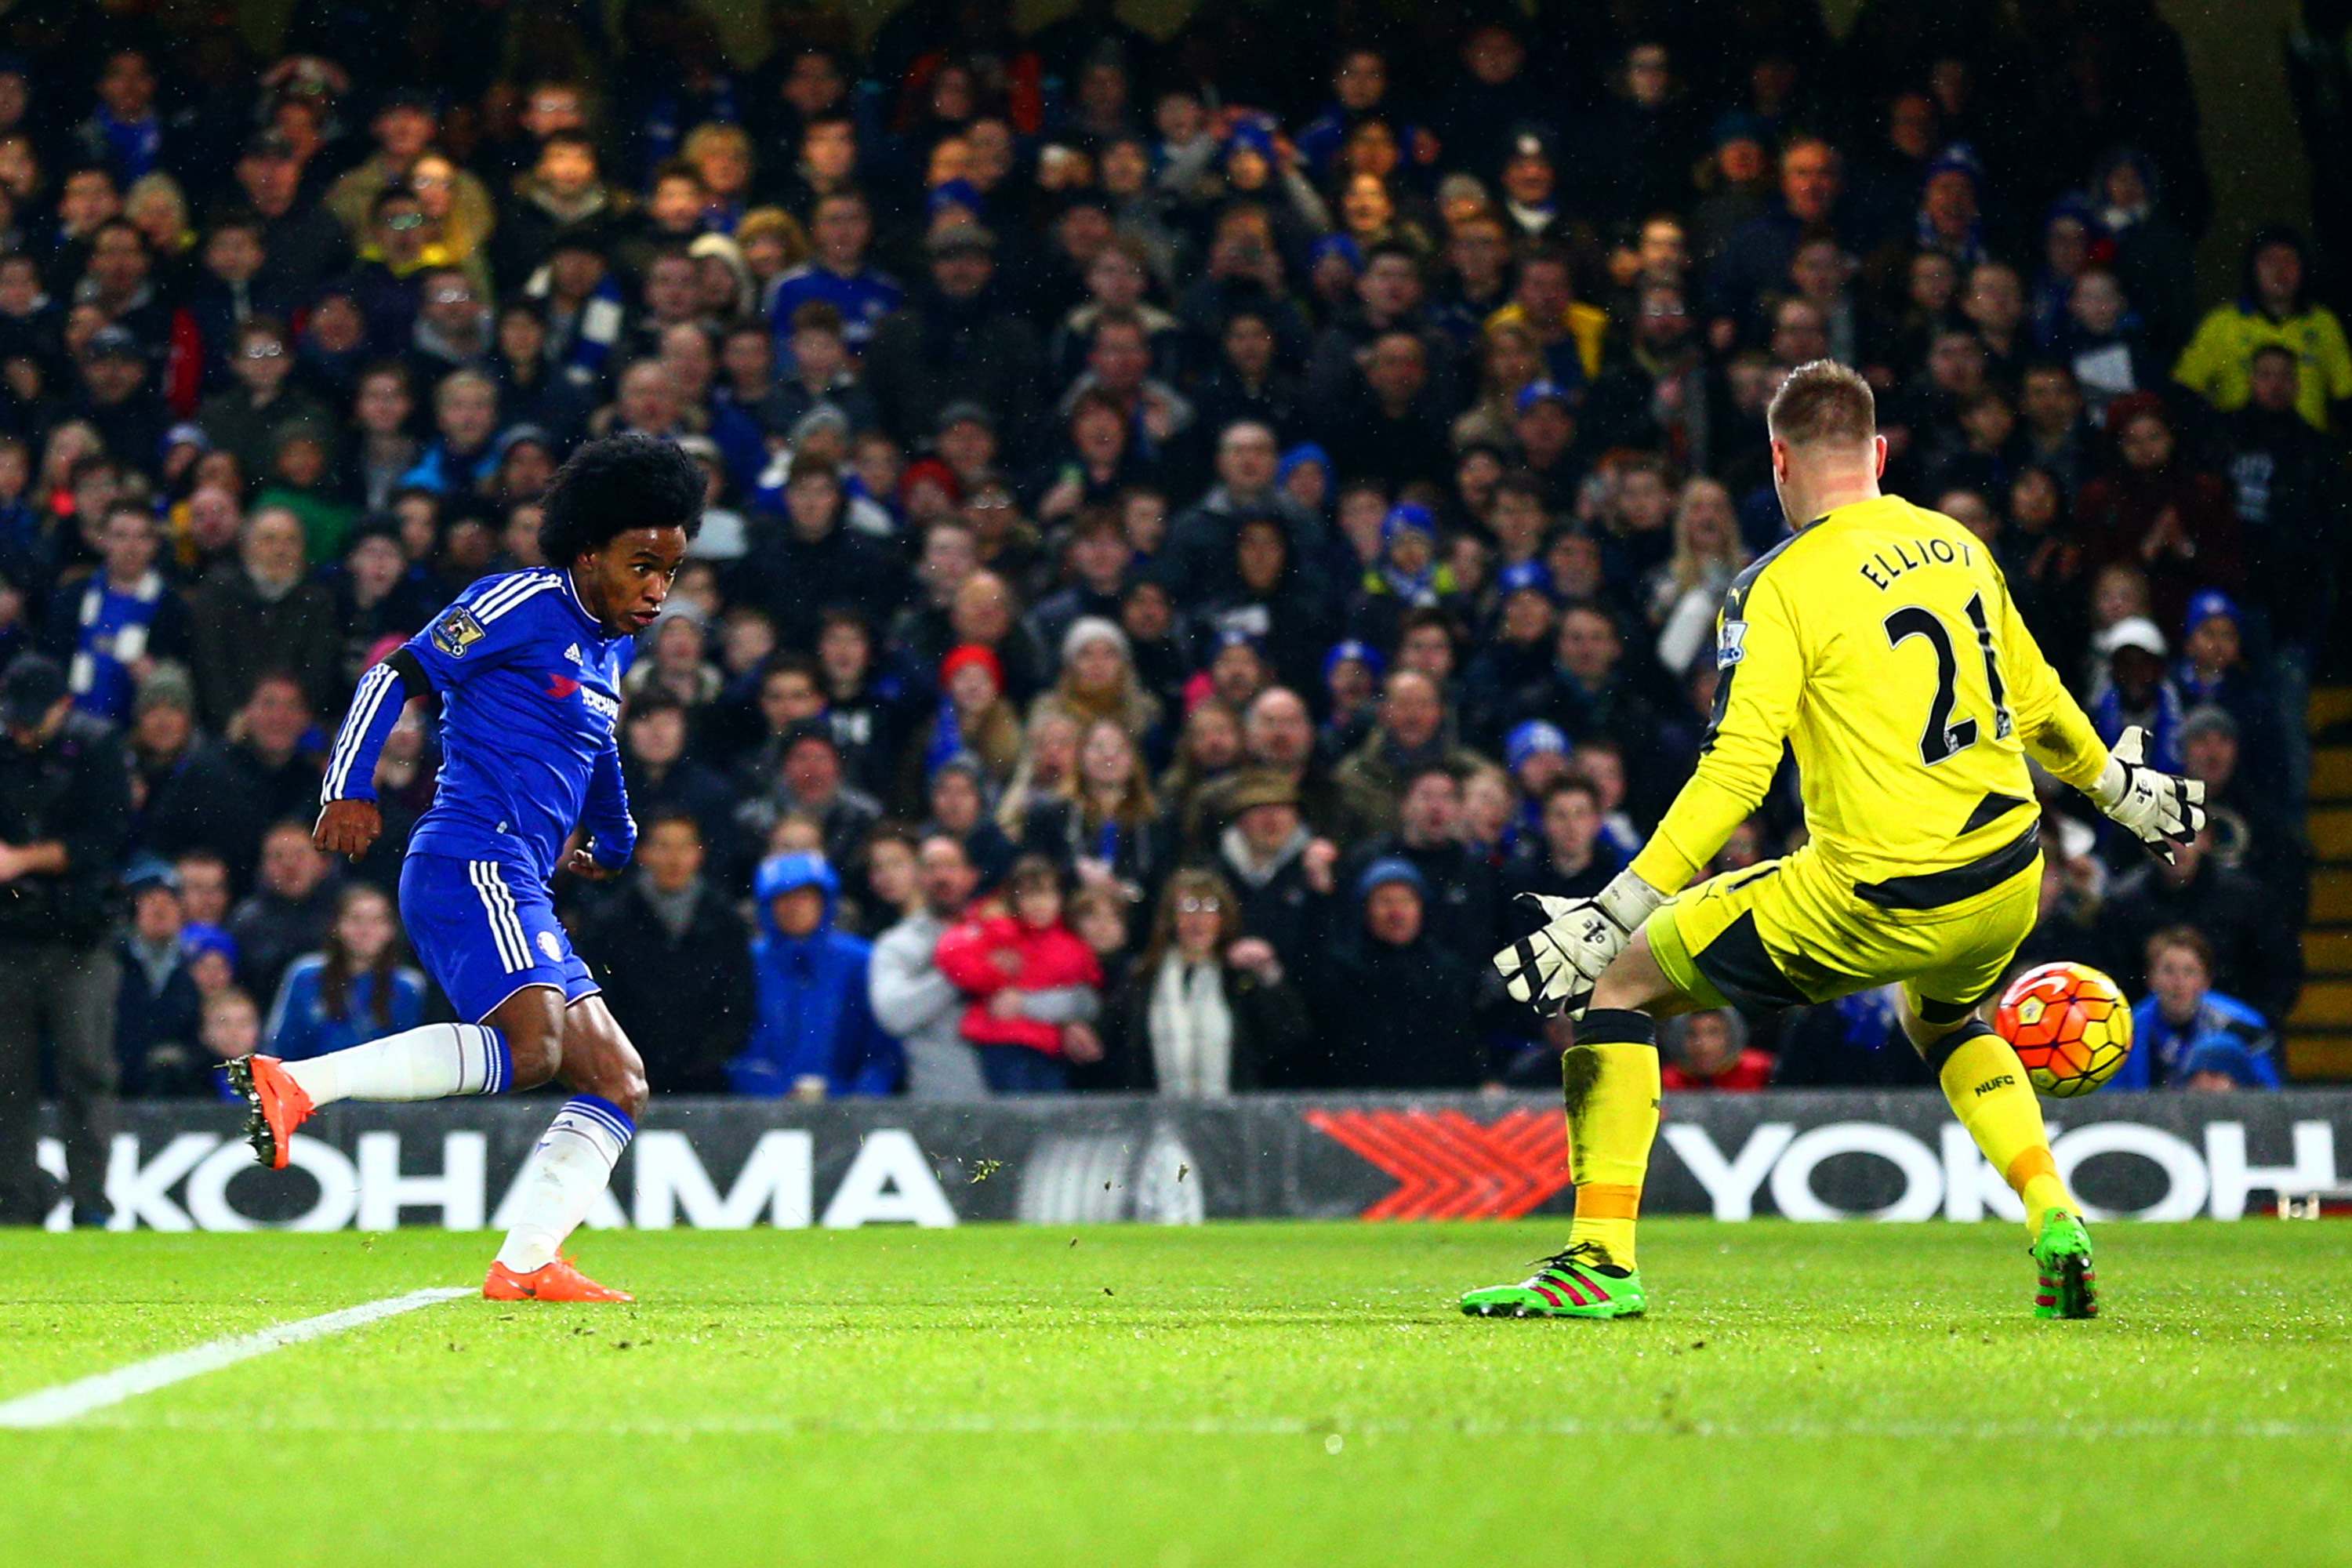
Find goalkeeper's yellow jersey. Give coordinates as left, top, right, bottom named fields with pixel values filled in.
left=1629, top=493, right=2111, bottom=895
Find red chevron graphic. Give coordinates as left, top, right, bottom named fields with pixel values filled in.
left=1303, top=1109, right=1571, bottom=1219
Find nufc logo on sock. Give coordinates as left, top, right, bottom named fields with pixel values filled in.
left=1973, top=1073, right=2015, bottom=1096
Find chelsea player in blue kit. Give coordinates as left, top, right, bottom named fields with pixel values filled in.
left=227, top=434, right=701, bottom=1302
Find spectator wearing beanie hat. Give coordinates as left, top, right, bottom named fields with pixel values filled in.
left=1346, top=501, right=1457, bottom=654
left=1033, top=614, right=1160, bottom=743
left=1461, top=561, right=1559, bottom=751
left=1497, top=717, right=1570, bottom=848
left=1321, top=638, right=1382, bottom=756
left=2178, top=703, right=2304, bottom=903
left=2173, top=590, right=2285, bottom=800
left=1304, top=855, right=1483, bottom=1090
left=124, top=662, right=209, bottom=858
left=902, top=643, right=1022, bottom=811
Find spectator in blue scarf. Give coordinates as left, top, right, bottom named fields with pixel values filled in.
left=2111, top=924, right=2279, bottom=1090
left=44, top=504, right=188, bottom=723
left=2089, top=615, right=2185, bottom=772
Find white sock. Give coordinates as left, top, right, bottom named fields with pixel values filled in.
left=278, top=1023, right=511, bottom=1106
left=493, top=1096, right=633, bottom=1274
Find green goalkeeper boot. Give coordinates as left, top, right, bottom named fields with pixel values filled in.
left=2031, top=1208, right=2098, bottom=1320
left=1461, top=1242, right=1646, bottom=1319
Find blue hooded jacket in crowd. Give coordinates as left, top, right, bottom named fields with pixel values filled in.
left=2110, top=989, right=2280, bottom=1091
left=727, top=853, right=902, bottom=1097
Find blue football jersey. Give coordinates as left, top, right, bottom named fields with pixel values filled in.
left=323, top=568, right=637, bottom=882
left=769, top=263, right=902, bottom=354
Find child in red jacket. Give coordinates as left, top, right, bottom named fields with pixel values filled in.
left=1658, top=1009, right=1774, bottom=1091
left=934, top=855, right=1105, bottom=1094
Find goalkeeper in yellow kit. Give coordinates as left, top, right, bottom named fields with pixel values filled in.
left=1463, top=361, right=2205, bottom=1322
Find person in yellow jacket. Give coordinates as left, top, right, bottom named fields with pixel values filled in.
left=1484, top=244, right=1609, bottom=387
left=1463, top=360, right=2205, bottom=1323
left=2172, top=225, right=2352, bottom=431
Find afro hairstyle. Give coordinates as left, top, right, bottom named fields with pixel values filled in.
left=537, top=432, right=705, bottom=566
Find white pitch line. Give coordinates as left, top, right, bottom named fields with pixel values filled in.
left=59, top=1411, right=2352, bottom=1443
left=0, top=1287, right=472, bottom=1430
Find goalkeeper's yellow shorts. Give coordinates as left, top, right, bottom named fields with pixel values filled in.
left=1644, top=823, right=2042, bottom=1027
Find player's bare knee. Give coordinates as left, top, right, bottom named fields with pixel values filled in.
left=610, top=1064, right=649, bottom=1122
left=557, top=1000, right=648, bottom=1118
left=595, top=1035, right=650, bottom=1120
left=571, top=1048, right=647, bottom=1120
left=505, top=1028, right=563, bottom=1087
left=490, top=988, right=566, bottom=1086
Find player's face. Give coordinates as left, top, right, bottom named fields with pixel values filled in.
left=579, top=525, right=689, bottom=635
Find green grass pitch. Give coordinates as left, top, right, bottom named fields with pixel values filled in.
left=3, top=1221, right=2349, bottom=1567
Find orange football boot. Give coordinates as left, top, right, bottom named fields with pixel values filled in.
left=225, top=1054, right=314, bottom=1171
left=483, top=1256, right=633, bottom=1303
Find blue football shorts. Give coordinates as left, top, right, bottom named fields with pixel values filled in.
left=398, top=852, right=599, bottom=1022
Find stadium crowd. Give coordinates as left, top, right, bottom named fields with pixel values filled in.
left=0, top=0, right=2341, bottom=1200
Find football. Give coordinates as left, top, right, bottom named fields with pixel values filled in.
left=1995, top=961, right=2134, bottom=1098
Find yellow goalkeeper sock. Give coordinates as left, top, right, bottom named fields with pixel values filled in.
left=1562, top=1011, right=1662, bottom=1272
left=1935, top=1022, right=2077, bottom=1236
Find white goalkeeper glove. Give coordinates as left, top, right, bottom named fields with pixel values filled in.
left=2090, top=724, right=2206, bottom=864
left=1492, top=869, right=1666, bottom=1020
